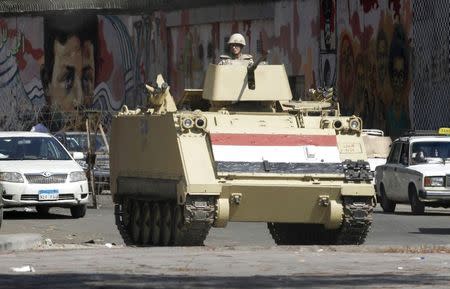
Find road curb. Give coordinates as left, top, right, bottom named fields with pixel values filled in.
left=0, top=234, right=42, bottom=252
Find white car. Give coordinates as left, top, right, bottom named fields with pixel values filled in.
left=0, top=132, right=89, bottom=218
left=375, top=132, right=450, bottom=214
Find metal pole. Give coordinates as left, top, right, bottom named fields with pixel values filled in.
left=86, top=118, right=98, bottom=209
left=99, top=123, right=109, bottom=154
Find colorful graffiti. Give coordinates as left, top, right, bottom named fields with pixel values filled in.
left=0, top=15, right=163, bottom=131
left=0, top=18, right=43, bottom=130
left=337, top=0, right=412, bottom=137
left=0, top=0, right=446, bottom=135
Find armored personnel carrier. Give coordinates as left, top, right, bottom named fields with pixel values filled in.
left=110, top=62, right=375, bottom=246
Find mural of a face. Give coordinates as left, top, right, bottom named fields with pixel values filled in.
left=49, top=36, right=95, bottom=111
left=42, top=15, right=98, bottom=112
left=376, top=29, right=388, bottom=84
left=389, top=24, right=409, bottom=103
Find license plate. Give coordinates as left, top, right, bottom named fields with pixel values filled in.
left=38, top=190, right=59, bottom=201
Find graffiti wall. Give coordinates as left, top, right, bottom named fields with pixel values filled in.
left=336, top=0, right=413, bottom=137
left=0, top=15, right=166, bottom=131
left=165, top=0, right=321, bottom=100
left=2, top=0, right=446, bottom=136
left=0, top=17, right=43, bottom=130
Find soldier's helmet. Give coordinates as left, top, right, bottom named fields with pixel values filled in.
left=228, top=33, right=246, bottom=47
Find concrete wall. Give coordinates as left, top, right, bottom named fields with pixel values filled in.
left=1, top=0, right=447, bottom=136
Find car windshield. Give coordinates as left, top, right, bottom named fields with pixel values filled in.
left=0, top=137, right=71, bottom=161
left=411, top=141, right=450, bottom=164
left=65, top=134, right=108, bottom=153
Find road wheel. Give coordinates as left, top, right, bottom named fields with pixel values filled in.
left=151, top=202, right=161, bottom=245
left=379, top=187, right=396, bottom=213
left=0, top=207, right=3, bottom=229
left=171, top=205, right=184, bottom=245
left=160, top=202, right=172, bottom=246
left=140, top=202, right=152, bottom=245
left=36, top=206, right=50, bottom=215
left=409, top=189, right=425, bottom=215
left=130, top=200, right=141, bottom=244
left=70, top=205, right=87, bottom=218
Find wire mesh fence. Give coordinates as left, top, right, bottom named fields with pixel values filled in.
left=0, top=106, right=115, bottom=135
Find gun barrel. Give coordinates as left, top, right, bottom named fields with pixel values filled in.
left=247, top=51, right=269, bottom=90
left=248, top=51, right=269, bottom=71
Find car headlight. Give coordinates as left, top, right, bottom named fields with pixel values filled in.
left=0, top=172, right=24, bottom=183
left=424, top=176, right=444, bottom=187
left=69, top=171, right=87, bottom=182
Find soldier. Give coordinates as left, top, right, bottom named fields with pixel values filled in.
left=218, top=33, right=253, bottom=65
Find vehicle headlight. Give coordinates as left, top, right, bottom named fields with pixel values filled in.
left=349, top=118, right=361, bottom=130
left=69, top=171, right=87, bottom=182
left=332, top=120, right=343, bottom=130
left=0, top=172, right=24, bottom=183
left=194, top=116, right=207, bottom=129
left=181, top=117, right=194, bottom=129
left=424, top=176, right=444, bottom=187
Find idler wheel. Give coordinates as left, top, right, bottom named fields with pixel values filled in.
left=140, top=202, right=152, bottom=245
left=130, top=200, right=141, bottom=244
left=160, top=202, right=172, bottom=246
left=151, top=202, right=161, bottom=245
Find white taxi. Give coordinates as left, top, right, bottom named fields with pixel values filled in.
left=0, top=132, right=89, bottom=218
left=375, top=128, right=450, bottom=214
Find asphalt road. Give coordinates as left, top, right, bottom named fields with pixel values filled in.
left=1, top=245, right=450, bottom=289
left=2, top=196, right=450, bottom=288
left=2, top=195, right=450, bottom=247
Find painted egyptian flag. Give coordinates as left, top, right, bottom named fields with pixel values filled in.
left=210, top=133, right=343, bottom=174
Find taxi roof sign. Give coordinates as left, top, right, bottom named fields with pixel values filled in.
left=438, top=127, right=450, bottom=135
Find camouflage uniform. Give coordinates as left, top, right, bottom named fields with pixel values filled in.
left=218, top=54, right=254, bottom=66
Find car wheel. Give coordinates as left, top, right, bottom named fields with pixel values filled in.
left=409, top=189, right=425, bottom=215
left=380, top=186, right=396, bottom=213
left=0, top=207, right=3, bottom=229
left=36, top=206, right=50, bottom=215
left=70, top=205, right=87, bottom=218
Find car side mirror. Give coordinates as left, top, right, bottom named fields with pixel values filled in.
left=72, top=152, right=84, bottom=160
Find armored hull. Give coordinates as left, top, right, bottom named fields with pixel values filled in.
left=110, top=64, right=375, bottom=246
